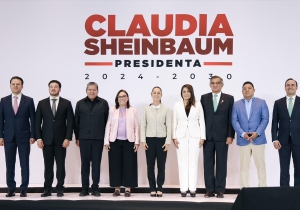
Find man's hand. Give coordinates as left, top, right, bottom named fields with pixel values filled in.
left=0, top=138, right=4, bottom=146
left=226, top=137, right=233, bottom=145
left=273, top=141, right=282, bottom=150
left=248, top=132, right=258, bottom=141
left=62, top=139, right=70, bottom=148
left=30, top=138, right=35, bottom=145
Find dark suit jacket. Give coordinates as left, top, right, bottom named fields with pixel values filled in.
left=272, top=96, right=300, bottom=146
left=0, top=94, right=35, bottom=142
left=74, top=96, right=109, bottom=140
left=200, top=92, right=234, bottom=141
left=35, top=97, right=74, bottom=146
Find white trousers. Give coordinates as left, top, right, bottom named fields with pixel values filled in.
left=239, top=143, right=267, bottom=188
left=176, top=135, right=200, bottom=192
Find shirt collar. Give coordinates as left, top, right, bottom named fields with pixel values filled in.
left=286, top=95, right=296, bottom=100
left=50, top=95, right=60, bottom=100
left=152, top=104, right=161, bottom=108
left=243, top=97, right=255, bottom=102
left=212, top=92, right=221, bottom=97
left=12, top=93, right=22, bottom=98
left=84, top=96, right=100, bottom=102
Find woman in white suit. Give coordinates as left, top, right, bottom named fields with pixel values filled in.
left=172, top=84, right=206, bottom=197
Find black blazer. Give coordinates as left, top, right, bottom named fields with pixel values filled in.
left=0, top=94, right=35, bottom=142
left=272, top=96, right=300, bottom=146
left=200, top=92, right=234, bottom=141
left=74, top=96, right=109, bottom=140
left=35, top=97, right=74, bottom=146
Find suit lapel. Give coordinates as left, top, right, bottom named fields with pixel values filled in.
left=291, top=96, right=300, bottom=118
left=248, top=98, right=257, bottom=120
left=240, top=99, right=248, bottom=119
left=188, top=104, right=196, bottom=119
left=55, top=97, right=63, bottom=117
left=16, top=95, right=26, bottom=114
left=215, top=93, right=225, bottom=113
left=280, top=97, right=290, bottom=118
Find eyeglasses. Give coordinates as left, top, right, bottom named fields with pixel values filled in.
left=118, top=95, right=127, bottom=99
left=210, top=82, right=222, bottom=85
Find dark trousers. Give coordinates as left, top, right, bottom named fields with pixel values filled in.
left=279, top=137, right=300, bottom=186
left=109, top=140, right=138, bottom=188
left=203, top=140, right=228, bottom=193
left=4, top=137, right=30, bottom=191
left=145, top=137, right=167, bottom=192
left=43, top=142, right=66, bottom=191
left=79, top=139, right=103, bottom=190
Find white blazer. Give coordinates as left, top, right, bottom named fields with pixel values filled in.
left=172, top=101, right=206, bottom=139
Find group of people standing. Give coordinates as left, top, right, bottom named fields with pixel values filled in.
left=0, top=76, right=299, bottom=199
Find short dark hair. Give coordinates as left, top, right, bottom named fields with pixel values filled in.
left=243, top=81, right=254, bottom=88
left=210, top=75, right=223, bottom=84
left=10, top=76, right=24, bottom=85
left=48, top=80, right=61, bottom=88
left=115, top=89, right=130, bottom=109
left=86, top=82, right=98, bottom=90
left=285, top=78, right=298, bottom=87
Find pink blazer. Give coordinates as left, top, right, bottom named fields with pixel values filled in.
left=104, top=106, right=139, bottom=145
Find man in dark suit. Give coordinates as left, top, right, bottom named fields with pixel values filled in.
left=75, top=82, right=109, bottom=197
left=272, top=78, right=300, bottom=186
left=0, top=76, right=35, bottom=197
left=35, top=80, right=74, bottom=197
left=200, top=75, right=234, bottom=198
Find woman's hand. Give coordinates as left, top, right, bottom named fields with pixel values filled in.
left=142, top=142, right=148, bottom=150
left=199, top=139, right=205, bottom=148
left=105, top=144, right=110, bottom=151
left=133, top=144, right=139, bottom=152
left=173, top=139, right=179, bottom=149
left=162, top=144, right=169, bottom=152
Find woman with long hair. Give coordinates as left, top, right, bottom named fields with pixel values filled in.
left=172, top=84, right=206, bottom=197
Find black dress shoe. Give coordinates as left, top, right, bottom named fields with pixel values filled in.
left=204, top=192, right=215, bottom=198
left=91, top=189, right=101, bottom=197
left=181, top=192, right=187, bottom=197
left=79, top=190, right=89, bottom=197
left=57, top=190, right=64, bottom=197
left=20, top=190, right=27, bottom=197
left=41, top=190, right=52, bottom=197
left=6, top=190, right=15, bottom=197
left=190, top=192, right=196, bottom=197
left=216, top=192, right=224, bottom=198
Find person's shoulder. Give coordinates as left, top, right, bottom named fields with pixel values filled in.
left=275, top=97, right=286, bottom=103
left=1, top=95, right=11, bottom=101
left=201, top=92, right=211, bottom=98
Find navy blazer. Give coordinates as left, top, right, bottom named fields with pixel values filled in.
left=271, top=96, right=300, bottom=146
left=232, top=97, right=269, bottom=146
left=0, top=94, right=35, bottom=142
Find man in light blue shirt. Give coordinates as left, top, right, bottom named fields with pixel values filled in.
left=232, top=81, right=269, bottom=188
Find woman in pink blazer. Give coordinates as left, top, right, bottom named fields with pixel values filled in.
left=104, top=90, right=139, bottom=197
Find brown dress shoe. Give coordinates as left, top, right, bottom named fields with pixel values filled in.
left=204, top=192, right=215, bottom=198
left=124, top=191, right=131, bottom=197
left=216, top=192, right=224, bottom=198
left=113, top=190, right=120, bottom=197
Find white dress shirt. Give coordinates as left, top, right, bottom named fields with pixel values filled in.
left=11, top=93, right=22, bottom=108
left=212, top=92, right=221, bottom=105
left=50, top=95, right=60, bottom=111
